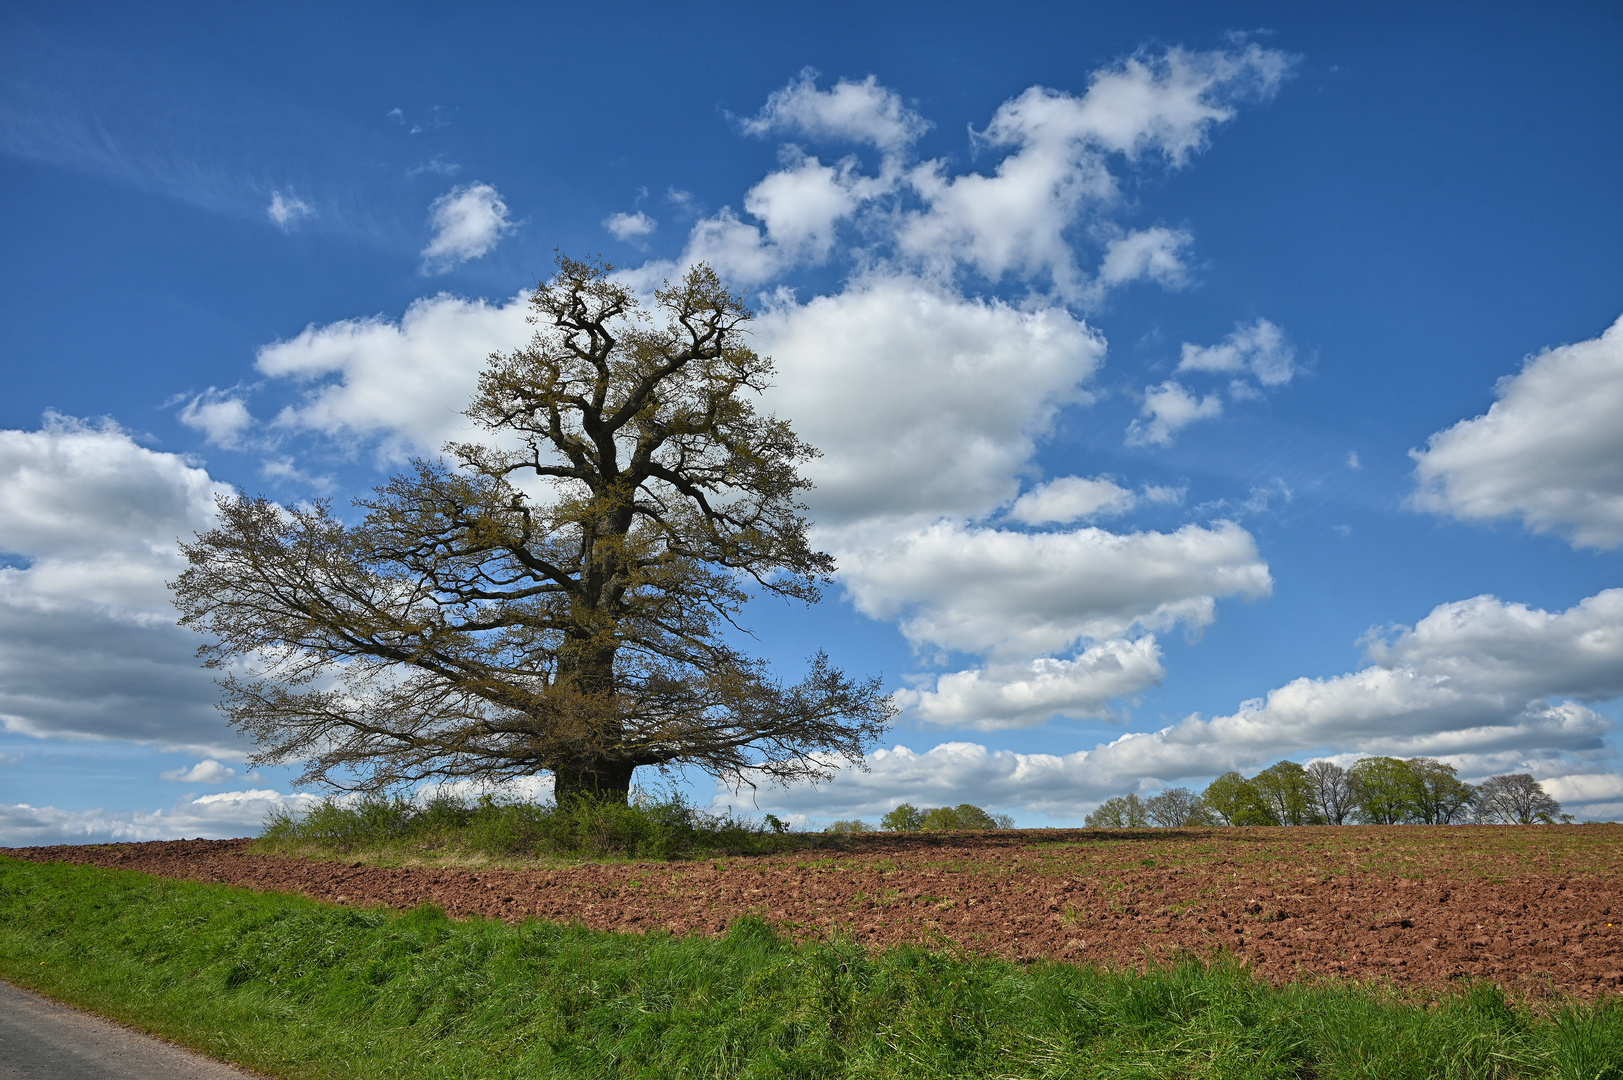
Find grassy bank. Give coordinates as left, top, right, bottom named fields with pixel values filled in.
left=2, top=856, right=1620, bottom=1079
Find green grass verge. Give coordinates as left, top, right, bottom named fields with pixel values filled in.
left=2, top=856, right=1620, bottom=1079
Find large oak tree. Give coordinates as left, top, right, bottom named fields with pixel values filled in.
left=172, top=257, right=893, bottom=805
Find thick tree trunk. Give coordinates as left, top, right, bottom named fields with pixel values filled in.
left=551, top=756, right=636, bottom=807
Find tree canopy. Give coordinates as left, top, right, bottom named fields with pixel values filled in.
left=1305, top=760, right=1354, bottom=825
left=1345, top=757, right=1415, bottom=824
left=1251, top=760, right=1319, bottom=825
left=1201, top=771, right=1278, bottom=826
left=1085, top=793, right=1150, bottom=829
left=1474, top=773, right=1563, bottom=824
left=172, top=257, right=893, bottom=805
left=1145, top=787, right=1211, bottom=827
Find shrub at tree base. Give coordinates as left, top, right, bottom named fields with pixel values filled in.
left=259, top=792, right=795, bottom=860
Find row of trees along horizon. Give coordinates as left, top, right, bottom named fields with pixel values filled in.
left=1084, top=757, right=1571, bottom=829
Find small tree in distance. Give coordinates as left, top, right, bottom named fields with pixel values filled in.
left=881, top=803, right=925, bottom=831
left=1407, top=758, right=1475, bottom=824
left=172, top=257, right=894, bottom=807
left=1202, top=772, right=1277, bottom=826
left=922, top=804, right=1000, bottom=831
left=1474, top=774, right=1562, bottom=824
left=1086, top=793, right=1149, bottom=828
left=1347, top=757, right=1417, bottom=824
left=1251, top=761, right=1320, bottom=825
left=1305, top=760, right=1354, bottom=825
left=1144, top=787, right=1211, bottom=827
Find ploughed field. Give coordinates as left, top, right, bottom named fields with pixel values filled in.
left=11, top=824, right=1622, bottom=998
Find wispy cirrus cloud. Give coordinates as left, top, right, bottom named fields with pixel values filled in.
left=268, top=189, right=313, bottom=229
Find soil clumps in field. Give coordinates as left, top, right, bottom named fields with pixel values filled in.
left=9, top=825, right=1622, bottom=997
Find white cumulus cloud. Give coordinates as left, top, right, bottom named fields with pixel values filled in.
left=0, top=789, right=321, bottom=846
left=421, top=182, right=515, bottom=273
left=1095, top=226, right=1193, bottom=292
left=1008, top=475, right=1137, bottom=524
left=1178, top=318, right=1295, bottom=387
left=757, top=273, right=1104, bottom=524
left=650, top=153, right=894, bottom=287
left=159, top=759, right=237, bottom=783
left=647, top=46, right=1291, bottom=302
left=0, top=416, right=237, bottom=753
left=835, top=519, right=1271, bottom=658
left=256, top=293, right=532, bottom=460
left=897, top=44, right=1292, bottom=296
left=1077, top=588, right=1623, bottom=791
left=731, top=589, right=1623, bottom=822
left=177, top=388, right=253, bottom=449
left=1125, top=380, right=1223, bottom=446
left=1411, top=313, right=1623, bottom=549
left=741, top=69, right=929, bottom=153
left=895, top=637, right=1166, bottom=730
left=603, top=210, right=656, bottom=242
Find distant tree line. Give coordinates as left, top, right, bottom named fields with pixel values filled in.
left=1084, top=758, right=1571, bottom=828
left=818, top=803, right=1018, bottom=834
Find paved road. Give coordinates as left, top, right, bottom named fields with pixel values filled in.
left=0, top=980, right=264, bottom=1079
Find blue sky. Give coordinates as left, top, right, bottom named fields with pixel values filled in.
left=3, top=1, right=1622, bottom=842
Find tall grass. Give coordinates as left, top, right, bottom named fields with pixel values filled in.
left=258, top=791, right=803, bottom=861
left=2, top=856, right=1619, bottom=1079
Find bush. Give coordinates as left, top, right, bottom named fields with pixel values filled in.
left=824, top=819, right=871, bottom=834
left=881, top=803, right=925, bottom=831
left=259, top=791, right=791, bottom=860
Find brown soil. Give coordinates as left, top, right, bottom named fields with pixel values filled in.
left=9, top=825, right=1623, bottom=997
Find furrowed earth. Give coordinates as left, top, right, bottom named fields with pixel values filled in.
left=9, top=825, right=1622, bottom=998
